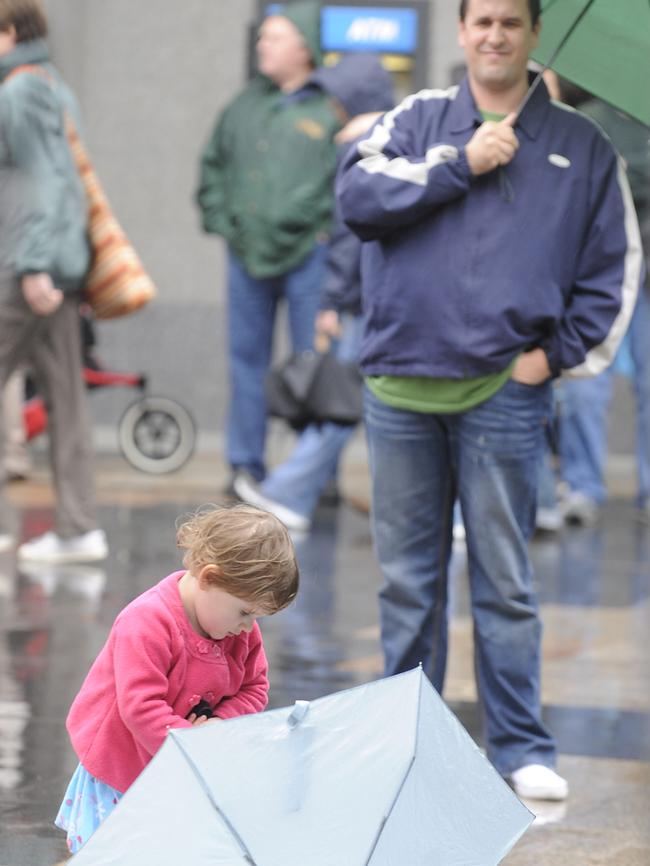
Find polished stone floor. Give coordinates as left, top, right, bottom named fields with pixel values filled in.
left=0, top=451, right=648, bottom=865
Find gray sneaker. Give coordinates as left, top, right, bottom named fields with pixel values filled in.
left=560, top=490, right=599, bottom=527
left=535, top=506, right=563, bottom=532
left=635, top=500, right=650, bottom=525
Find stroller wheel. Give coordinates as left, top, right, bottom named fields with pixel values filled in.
left=118, top=396, right=196, bottom=474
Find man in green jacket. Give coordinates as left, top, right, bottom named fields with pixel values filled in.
left=0, top=0, right=107, bottom=562
left=197, top=0, right=340, bottom=486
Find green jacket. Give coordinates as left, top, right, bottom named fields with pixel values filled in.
left=0, top=39, right=90, bottom=292
left=197, top=76, right=340, bottom=279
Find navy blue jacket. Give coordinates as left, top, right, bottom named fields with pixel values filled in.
left=311, top=54, right=395, bottom=316
left=337, top=77, right=643, bottom=379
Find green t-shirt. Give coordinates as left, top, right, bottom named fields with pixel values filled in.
left=366, top=362, right=516, bottom=414
left=366, top=109, right=515, bottom=414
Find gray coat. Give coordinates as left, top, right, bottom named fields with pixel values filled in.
left=0, top=39, right=90, bottom=292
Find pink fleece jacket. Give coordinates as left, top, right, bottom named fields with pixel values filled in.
left=66, top=570, right=269, bottom=792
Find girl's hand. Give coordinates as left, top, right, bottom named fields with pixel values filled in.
left=187, top=713, right=221, bottom=726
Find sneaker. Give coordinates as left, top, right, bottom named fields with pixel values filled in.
left=319, top=481, right=342, bottom=507
left=635, top=500, right=650, bottom=525
left=17, top=529, right=108, bottom=563
left=19, top=561, right=107, bottom=599
left=509, top=764, right=569, bottom=801
left=0, top=533, right=15, bottom=553
left=233, top=473, right=311, bottom=532
left=535, top=506, right=563, bottom=532
left=560, top=490, right=599, bottom=527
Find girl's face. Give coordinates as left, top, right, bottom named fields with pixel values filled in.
left=193, top=582, right=268, bottom=641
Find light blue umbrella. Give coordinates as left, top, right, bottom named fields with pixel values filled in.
left=70, top=668, right=532, bottom=865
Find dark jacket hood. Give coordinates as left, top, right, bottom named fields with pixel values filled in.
left=311, top=53, right=395, bottom=118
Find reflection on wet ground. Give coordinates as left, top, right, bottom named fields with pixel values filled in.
left=0, top=460, right=648, bottom=865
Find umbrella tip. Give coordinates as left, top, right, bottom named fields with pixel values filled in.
left=287, top=700, right=310, bottom=729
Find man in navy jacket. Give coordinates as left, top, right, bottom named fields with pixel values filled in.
left=338, top=0, right=642, bottom=801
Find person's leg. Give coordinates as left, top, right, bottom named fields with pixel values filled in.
left=457, top=379, right=556, bottom=776
left=260, top=316, right=363, bottom=519
left=536, top=437, right=563, bottom=531
left=0, top=277, right=43, bottom=542
left=559, top=371, right=614, bottom=505
left=364, top=387, right=454, bottom=690
left=259, top=422, right=355, bottom=519
left=2, top=367, right=31, bottom=479
left=628, top=288, right=650, bottom=510
left=30, top=297, right=98, bottom=538
left=226, top=252, right=277, bottom=481
left=283, top=243, right=327, bottom=353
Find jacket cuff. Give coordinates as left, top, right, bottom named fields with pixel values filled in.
left=539, top=334, right=562, bottom=378
left=455, top=146, right=473, bottom=181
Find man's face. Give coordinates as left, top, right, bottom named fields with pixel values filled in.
left=256, top=15, right=311, bottom=86
left=458, top=0, right=540, bottom=94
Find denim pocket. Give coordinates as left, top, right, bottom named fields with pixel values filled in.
left=462, top=378, right=552, bottom=460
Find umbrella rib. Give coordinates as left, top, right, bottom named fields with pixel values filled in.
left=170, top=734, right=259, bottom=865
left=517, top=0, right=598, bottom=117
left=363, top=669, right=424, bottom=865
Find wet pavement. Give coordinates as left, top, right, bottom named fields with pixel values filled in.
left=0, top=450, right=649, bottom=865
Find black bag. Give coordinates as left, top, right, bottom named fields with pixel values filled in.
left=266, top=351, right=363, bottom=430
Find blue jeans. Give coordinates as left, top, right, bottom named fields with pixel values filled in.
left=260, top=315, right=363, bottom=519
left=560, top=288, right=650, bottom=506
left=226, top=246, right=327, bottom=480
left=364, top=379, right=556, bottom=775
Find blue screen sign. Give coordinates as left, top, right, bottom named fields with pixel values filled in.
left=266, top=5, right=419, bottom=54
left=321, top=7, right=418, bottom=54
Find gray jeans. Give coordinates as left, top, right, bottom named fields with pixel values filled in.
left=0, top=275, right=97, bottom=537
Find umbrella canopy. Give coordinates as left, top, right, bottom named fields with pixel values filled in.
left=68, top=668, right=532, bottom=865
left=531, top=0, right=650, bottom=126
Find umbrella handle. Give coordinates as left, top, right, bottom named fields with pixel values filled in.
left=517, top=0, right=598, bottom=118
left=287, top=700, right=310, bottom=729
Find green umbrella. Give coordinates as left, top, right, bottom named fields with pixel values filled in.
left=530, top=0, right=650, bottom=127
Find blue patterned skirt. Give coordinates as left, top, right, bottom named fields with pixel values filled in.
left=55, top=763, right=123, bottom=854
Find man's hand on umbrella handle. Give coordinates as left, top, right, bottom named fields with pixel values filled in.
left=22, top=272, right=64, bottom=316
left=465, top=113, right=519, bottom=176
left=511, top=347, right=551, bottom=385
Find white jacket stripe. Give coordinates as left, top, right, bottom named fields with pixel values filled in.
left=357, top=87, right=460, bottom=187
left=565, top=156, right=643, bottom=378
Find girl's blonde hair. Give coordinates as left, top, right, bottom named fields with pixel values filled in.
left=176, top=504, right=299, bottom=613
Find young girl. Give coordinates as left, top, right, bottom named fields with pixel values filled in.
left=55, top=504, right=299, bottom=854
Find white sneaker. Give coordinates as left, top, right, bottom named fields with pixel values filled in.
left=0, top=533, right=15, bottom=553
left=17, top=529, right=108, bottom=563
left=233, top=473, right=311, bottom=532
left=509, top=764, right=569, bottom=801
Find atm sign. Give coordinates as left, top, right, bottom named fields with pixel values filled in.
left=322, top=7, right=419, bottom=54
